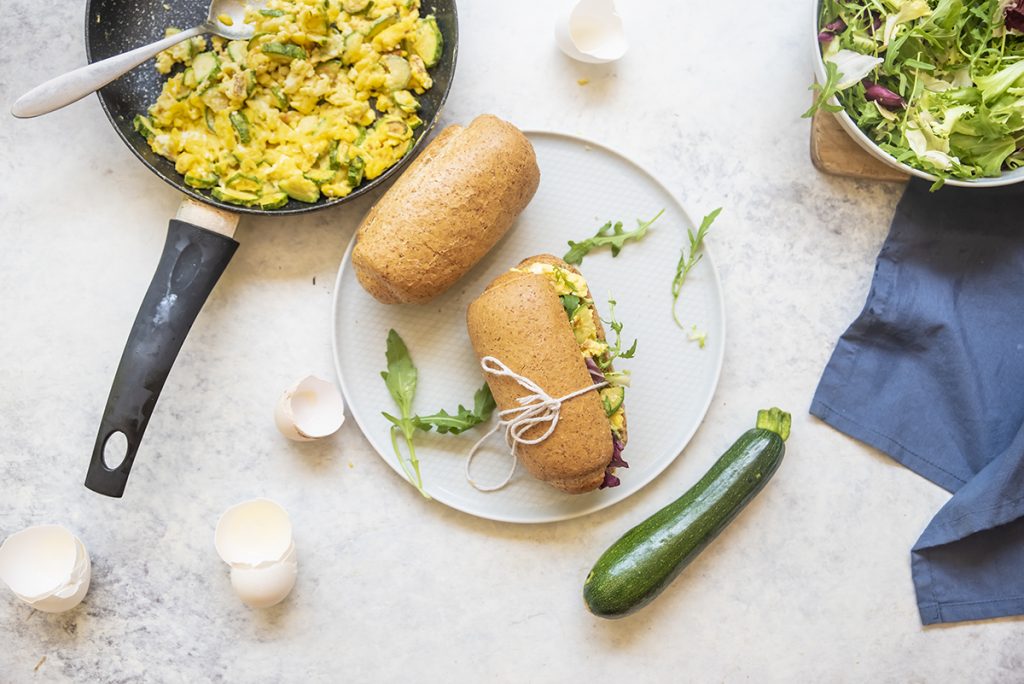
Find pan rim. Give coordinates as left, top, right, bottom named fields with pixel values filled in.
left=83, top=0, right=459, bottom=216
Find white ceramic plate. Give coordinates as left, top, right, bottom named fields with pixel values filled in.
left=332, top=131, right=725, bottom=523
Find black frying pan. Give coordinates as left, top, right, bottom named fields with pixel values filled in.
left=82, top=0, right=458, bottom=497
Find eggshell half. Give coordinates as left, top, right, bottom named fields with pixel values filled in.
left=214, top=498, right=293, bottom=568
left=0, top=525, right=79, bottom=601
left=229, top=545, right=297, bottom=608
left=275, top=375, right=346, bottom=441
left=28, top=540, right=91, bottom=613
left=555, top=0, right=628, bottom=64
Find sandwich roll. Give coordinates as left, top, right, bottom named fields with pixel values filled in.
left=352, top=114, right=540, bottom=304
left=466, top=255, right=629, bottom=494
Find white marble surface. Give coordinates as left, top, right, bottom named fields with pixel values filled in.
left=0, top=1, right=1021, bottom=682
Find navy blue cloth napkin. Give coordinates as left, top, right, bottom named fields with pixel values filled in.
left=811, top=178, right=1024, bottom=626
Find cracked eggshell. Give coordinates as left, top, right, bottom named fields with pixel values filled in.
left=0, top=525, right=91, bottom=613
left=275, top=374, right=345, bottom=441
left=215, top=498, right=293, bottom=569
left=229, top=544, right=297, bottom=608
left=555, top=0, right=628, bottom=64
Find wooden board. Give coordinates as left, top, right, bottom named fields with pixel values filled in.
left=810, top=110, right=909, bottom=183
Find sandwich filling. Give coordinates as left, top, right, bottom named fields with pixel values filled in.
left=515, top=262, right=629, bottom=488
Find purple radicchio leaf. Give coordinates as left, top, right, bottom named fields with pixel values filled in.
left=585, top=357, right=605, bottom=384
left=818, top=17, right=847, bottom=43
left=586, top=357, right=628, bottom=489
left=609, top=435, right=628, bottom=469
left=1007, top=0, right=1024, bottom=33
left=863, top=80, right=905, bottom=109
left=600, top=436, right=629, bottom=489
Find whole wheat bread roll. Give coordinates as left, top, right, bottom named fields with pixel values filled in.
left=466, top=255, right=626, bottom=494
left=352, top=115, right=540, bottom=304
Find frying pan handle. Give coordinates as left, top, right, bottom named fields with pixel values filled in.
left=85, top=219, right=239, bottom=497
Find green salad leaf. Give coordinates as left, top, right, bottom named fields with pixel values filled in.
left=380, top=329, right=428, bottom=498
left=672, top=207, right=720, bottom=331
left=811, top=0, right=1024, bottom=181
left=414, top=384, right=497, bottom=435
left=804, top=60, right=845, bottom=118
left=380, top=332, right=499, bottom=495
left=564, top=210, right=663, bottom=265
left=599, top=298, right=637, bottom=371
left=560, top=294, right=581, bottom=319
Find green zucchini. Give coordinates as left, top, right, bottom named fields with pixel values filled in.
left=342, top=0, right=371, bottom=13
left=366, top=12, right=398, bottom=39
left=192, top=51, right=220, bottom=83
left=247, top=32, right=270, bottom=51
left=410, top=15, right=442, bottom=67
left=316, top=58, right=344, bottom=78
left=392, top=89, right=419, bottom=113
left=304, top=167, right=337, bottom=185
left=347, top=155, right=365, bottom=186
left=225, top=172, right=261, bottom=192
left=382, top=54, right=411, bottom=90
left=261, top=42, right=308, bottom=61
left=270, top=86, right=290, bottom=110
left=226, top=40, right=248, bottom=64
left=229, top=110, right=251, bottom=144
left=204, top=106, right=217, bottom=133
left=133, top=114, right=157, bottom=140
left=211, top=186, right=259, bottom=206
left=380, top=118, right=408, bottom=138
left=257, top=191, right=289, bottom=209
left=184, top=171, right=218, bottom=189
left=583, top=408, right=791, bottom=619
left=279, top=175, right=321, bottom=203
left=328, top=140, right=342, bottom=170
left=341, top=31, right=363, bottom=65
left=244, top=70, right=258, bottom=96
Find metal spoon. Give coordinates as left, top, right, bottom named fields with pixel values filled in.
left=11, top=0, right=261, bottom=119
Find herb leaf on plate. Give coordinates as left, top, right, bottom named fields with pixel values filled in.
left=672, top=207, right=720, bottom=331
left=380, top=329, right=428, bottom=498
left=599, top=297, right=638, bottom=371
left=414, top=384, right=497, bottom=435
left=563, top=209, right=663, bottom=265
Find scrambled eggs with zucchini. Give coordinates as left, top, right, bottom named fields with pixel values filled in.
left=134, top=0, right=442, bottom=209
left=515, top=262, right=628, bottom=439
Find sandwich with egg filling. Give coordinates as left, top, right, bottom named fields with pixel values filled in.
left=466, top=255, right=629, bottom=494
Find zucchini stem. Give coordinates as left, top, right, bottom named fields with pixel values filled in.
left=756, top=407, right=791, bottom=441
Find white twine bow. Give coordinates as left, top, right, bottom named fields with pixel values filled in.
left=466, top=356, right=608, bottom=492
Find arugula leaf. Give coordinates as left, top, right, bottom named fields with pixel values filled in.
left=560, top=294, right=581, bottom=320
left=672, top=208, right=721, bottom=331
left=413, top=384, right=496, bottom=435
left=563, top=209, right=663, bottom=265
left=803, top=60, right=844, bottom=118
left=381, top=329, right=417, bottom=416
left=380, top=329, right=428, bottom=498
left=599, top=298, right=637, bottom=374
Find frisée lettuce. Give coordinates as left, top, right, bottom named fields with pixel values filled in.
left=806, top=0, right=1024, bottom=185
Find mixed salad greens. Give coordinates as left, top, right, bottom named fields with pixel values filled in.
left=807, top=0, right=1024, bottom=184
